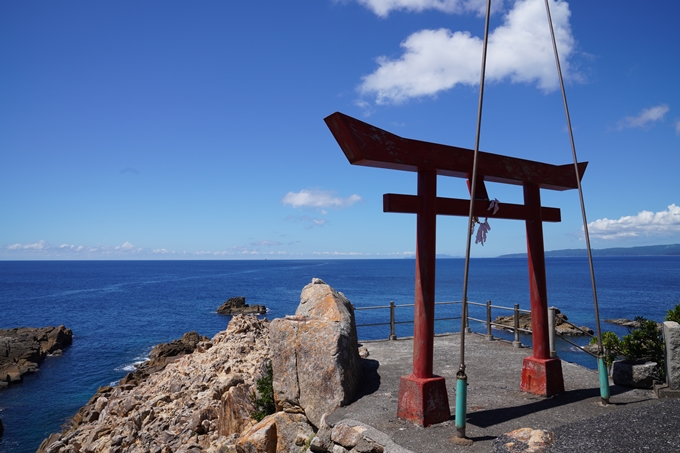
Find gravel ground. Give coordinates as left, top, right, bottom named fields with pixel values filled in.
left=327, top=333, right=677, bottom=452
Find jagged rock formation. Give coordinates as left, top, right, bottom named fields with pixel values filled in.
left=494, top=310, right=593, bottom=336
left=270, top=278, right=363, bottom=428
left=37, top=316, right=271, bottom=453
left=238, top=272, right=396, bottom=452
left=38, top=280, right=399, bottom=453
left=119, top=331, right=209, bottom=388
left=217, top=297, right=266, bottom=315
left=0, top=325, right=73, bottom=389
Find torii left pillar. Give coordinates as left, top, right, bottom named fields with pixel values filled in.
left=396, top=169, right=451, bottom=426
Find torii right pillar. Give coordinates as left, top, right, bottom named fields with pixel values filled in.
left=521, top=182, right=565, bottom=396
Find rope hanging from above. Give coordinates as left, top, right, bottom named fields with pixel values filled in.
left=455, top=0, right=492, bottom=442
left=543, top=0, right=608, bottom=403
left=455, top=0, right=610, bottom=438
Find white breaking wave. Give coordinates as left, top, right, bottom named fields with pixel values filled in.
left=115, top=359, right=146, bottom=373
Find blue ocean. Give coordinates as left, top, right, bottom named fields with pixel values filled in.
left=1, top=257, right=679, bottom=453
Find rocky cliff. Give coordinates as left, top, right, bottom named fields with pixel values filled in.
left=38, top=315, right=271, bottom=453
left=37, top=279, right=394, bottom=453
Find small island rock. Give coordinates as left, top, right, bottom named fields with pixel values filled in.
left=494, top=309, right=593, bottom=336
left=605, top=318, right=640, bottom=328
left=217, top=296, right=266, bottom=315
left=0, top=325, right=73, bottom=389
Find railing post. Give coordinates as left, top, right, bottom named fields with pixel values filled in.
left=512, top=304, right=522, bottom=348
left=548, top=306, right=557, bottom=358
left=464, top=301, right=471, bottom=333
left=485, top=300, right=493, bottom=340
left=389, top=301, right=397, bottom=340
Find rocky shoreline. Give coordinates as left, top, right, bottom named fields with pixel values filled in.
left=37, top=279, right=393, bottom=453
left=38, top=315, right=271, bottom=453
left=0, top=325, right=73, bottom=390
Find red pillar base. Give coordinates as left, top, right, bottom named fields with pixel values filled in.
left=397, top=374, right=451, bottom=426
left=520, top=356, right=565, bottom=396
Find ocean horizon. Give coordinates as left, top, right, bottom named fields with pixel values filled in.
left=1, top=257, right=679, bottom=452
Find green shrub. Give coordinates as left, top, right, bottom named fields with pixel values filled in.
left=250, top=361, right=276, bottom=422
left=592, top=316, right=665, bottom=380
left=591, top=331, right=621, bottom=367
left=300, top=434, right=315, bottom=453
left=666, top=302, right=680, bottom=323
left=620, top=317, right=664, bottom=368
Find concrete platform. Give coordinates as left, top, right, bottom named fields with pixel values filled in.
left=327, top=333, right=680, bottom=452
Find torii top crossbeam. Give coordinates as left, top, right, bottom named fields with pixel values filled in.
left=325, top=112, right=586, bottom=191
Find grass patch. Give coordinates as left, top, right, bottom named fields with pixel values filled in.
left=250, top=361, right=275, bottom=422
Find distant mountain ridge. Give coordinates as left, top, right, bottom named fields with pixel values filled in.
left=499, top=243, right=680, bottom=258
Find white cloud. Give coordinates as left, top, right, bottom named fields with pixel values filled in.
left=673, top=119, right=680, bottom=135
left=1, top=239, right=419, bottom=259
left=587, top=204, right=680, bottom=240
left=116, top=241, right=135, bottom=251
left=4, top=240, right=142, bottom=255
left=312, top=251, right=370, bottom=256
left=285, top=215, right=329, bottom=229
left=356, top=0, right=504, bottom=17
left=120, top=167, right=140, bottom=175
left=282, top=189, right=362, bottom=209
left=353, top=99, right=375, bottom=115
left=251, top=240, right=282, bottom=247
left=359, top=0, right=576, bottom=104
left=616, top=104, right=670, bottom=130
left=311, top=250, right=416, bottom=257
left=3, top=241, right=301, bottom=258
left=6, top=240, right=48, bottom=250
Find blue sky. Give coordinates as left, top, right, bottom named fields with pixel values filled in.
left=1, top=0, right=679, bottom=260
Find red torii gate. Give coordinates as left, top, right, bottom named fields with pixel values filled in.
left=325, top=112, right=587, bottom=426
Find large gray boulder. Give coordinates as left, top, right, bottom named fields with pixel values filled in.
left=270, top=278, right=362, bottom=428
left=664, top=321, right=680, bottom=390
left=656, top=321, right=680, bottom=398
left=612, top=359, right=658, bottom=389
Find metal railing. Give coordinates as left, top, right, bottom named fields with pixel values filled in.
left=466, top=300, right=531, bottom=348
left=354, top=300, right=599, bottom=357
left=548, top=306, right=599, bottom=358
left=354, top=300, right=463, bottom=341
left=355, top=299, right=531, bottom=348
